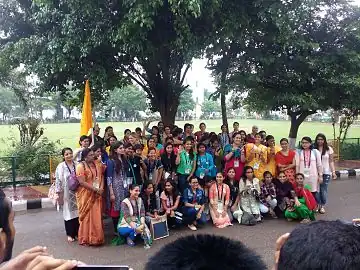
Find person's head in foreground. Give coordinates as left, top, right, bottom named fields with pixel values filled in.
left=145, top=234, right=266, bottom=270
left=277, top=220, right=360, bottom=270
left=0, top=190, right=15, bottom=263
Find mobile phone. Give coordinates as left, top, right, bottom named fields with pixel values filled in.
left=75, top=266, right=129, bottom=270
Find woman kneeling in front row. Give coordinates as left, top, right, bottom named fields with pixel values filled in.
left=117, top=184, right=152, bottom=248
left=182, top=177, right=207, bottom=231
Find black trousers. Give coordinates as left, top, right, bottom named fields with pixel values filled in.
left=64, top=217, right=79, bottom=238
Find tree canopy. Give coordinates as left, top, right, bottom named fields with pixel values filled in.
left=0, top=0, right=226, bottom=124
left=215, top=0, right=360, bottom=142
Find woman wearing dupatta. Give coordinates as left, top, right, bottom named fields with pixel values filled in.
left=245, top=133, right=267, bottom=181
left=285, top=173, right=317, bottom=224
left=209, top=172, right=232, bottom=228
left=118, top=184, right=152, bottom=248
left=76, top=148, right=105, bottom=246
left=275, top=138, right=296, bottom=184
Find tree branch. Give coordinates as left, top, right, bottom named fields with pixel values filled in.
left=180, top=64, right=191, bottom=85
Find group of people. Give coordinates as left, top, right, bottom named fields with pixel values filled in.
left=53, top=121, right=336, bottom=248
left=2, top=186, right=360, bottom=270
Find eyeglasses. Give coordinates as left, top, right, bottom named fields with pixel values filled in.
left=246, top=171, right=253, bottom=174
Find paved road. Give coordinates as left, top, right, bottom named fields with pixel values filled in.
left=12, top=178, right=360, bottom=269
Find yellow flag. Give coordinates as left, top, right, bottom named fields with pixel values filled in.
left=80, top=80, right=93, bottom=137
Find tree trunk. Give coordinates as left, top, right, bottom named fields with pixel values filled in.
left=288, top=110, right=313, bottom=149
left=152, top=86, right=181, bottom=125
left=221, top=90, right=228, bottom=127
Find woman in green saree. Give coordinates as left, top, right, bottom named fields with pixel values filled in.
left=285, top=173, right=317, bottom=224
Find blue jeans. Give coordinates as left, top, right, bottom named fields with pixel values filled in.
left=317, top=174, right=331, bottom=206
left=178, top=174, right=190, bottom=194
left=118, top=227, right=139, bottom=241
left=183, top=207, right=207, bottom=225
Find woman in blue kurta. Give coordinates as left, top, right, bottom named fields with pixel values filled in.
left=195, top=142, right=215, bottom=187
left=182, top=177, right=207, bottom=231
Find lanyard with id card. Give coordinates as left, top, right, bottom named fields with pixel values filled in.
left=303, top=150, right=311, bottom=178
left=184, top=152, right=192, bottom=175
left=216, top=184, right=224, bottom=213
left=86, top=162, right=99, bottom=189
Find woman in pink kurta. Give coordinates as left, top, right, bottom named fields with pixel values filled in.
left=209, top=172, right=233, bottom=228
left=295, top=137, right=323, bottom=197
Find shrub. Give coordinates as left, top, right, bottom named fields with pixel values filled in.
left=340, top=143, right=360, bottom=160
left=6, top=137, right=60, bottom=184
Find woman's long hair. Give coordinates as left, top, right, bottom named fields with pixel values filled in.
left=241, top=166, right=254, bottom=185
left=183, top=136, right=195, bottom=160
left=110, top=142, right=124, bottom=174
left=164, top=179, right=179, bottom=202
left=80, top=148, right=92, bottom=161
left=314, top=133, right=329, bottom=156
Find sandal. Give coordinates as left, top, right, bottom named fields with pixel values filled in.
left=67, top=236, right=75, bottom=243
left=300, top=218, right=311, bottom=224
left=319, top=207, right=325, bottom=214
left=126, top=237, right=135, bottom=247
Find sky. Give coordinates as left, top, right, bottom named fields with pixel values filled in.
left=186, top=0, right=360, bottom=102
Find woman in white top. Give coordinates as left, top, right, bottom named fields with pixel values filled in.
left=295, top=136, right=323, bottom=202
left=314, top=133, right=337, bottom=214
left=55, top=147, right=79, bottom=242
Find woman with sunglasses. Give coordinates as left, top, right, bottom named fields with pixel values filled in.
left=182, top=177, right=207, bottom=231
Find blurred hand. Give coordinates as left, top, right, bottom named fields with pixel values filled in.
left=273, top=233, right=290, bottom=270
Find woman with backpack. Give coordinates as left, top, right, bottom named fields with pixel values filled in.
left=55, top=147, right=79, bottom=242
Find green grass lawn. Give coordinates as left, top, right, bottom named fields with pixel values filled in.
left=1, top=119, right=359, bottom=153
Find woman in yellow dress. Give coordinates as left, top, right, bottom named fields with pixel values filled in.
left=76, top=148, right=106, bottom=246
left=265, top=135, right=281, bottom=177
left=245, top=133, right=267, bottom=181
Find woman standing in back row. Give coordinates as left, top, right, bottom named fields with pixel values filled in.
left=55, top=147, right=79, bottom=242
left=313, top=133, right=336, bottom=214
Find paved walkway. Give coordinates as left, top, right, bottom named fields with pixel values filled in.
left=11, top=178, right=360, bottom=269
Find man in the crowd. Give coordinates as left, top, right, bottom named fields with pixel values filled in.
left=246, top=125, right=259, bottom=143
left=229, top=121, right=240, bottom=141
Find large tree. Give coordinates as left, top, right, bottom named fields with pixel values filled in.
left=177, top=88, right=195, bottom=119
left=0, top=0, right=224, bottom=124
left=227, top=0, right=360, bottom=145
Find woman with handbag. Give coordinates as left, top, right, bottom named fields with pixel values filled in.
left=55, top=147, right=79, bottom=242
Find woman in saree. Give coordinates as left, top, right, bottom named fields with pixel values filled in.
left=209, top=172, right=232, bottom=228
left=285, top=173, right=317, bottom=224
left=106, top=142, right=127, bottom=234
left=236, top=166, right=261, bottom=222
left=118, top=184, right=152, bottom=248
left=75, top=148, right=105, bottom=246
left=55, top=147, right=79, bottom=242
left=245, top=133, right=267, bottom=181
left=275, top=138, right=296, bottom=185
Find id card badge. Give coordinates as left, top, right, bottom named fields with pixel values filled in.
left=149, top=173, right=153, bottom=182
left=185, top=168, right=191, bottom=174
left=164, top=172, right=171, bottom=179
left=303, top=168, right=311, bottom=178
left=217, top=200, right=224, bottom=213
left=253, top=162, right=260, bottom=170
left=234, top=160, right=240, bottom=168
left=195, top=205, right=201, bottom=211
left=199, top=170, right=205, bottom=179
left=92, top=182, right=100, bottom=189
